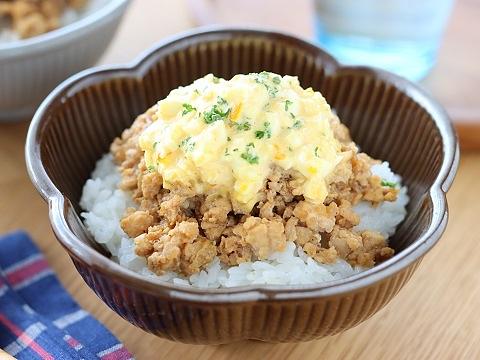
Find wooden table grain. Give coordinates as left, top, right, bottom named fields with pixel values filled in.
left=1, top=1, right=479, bottom=359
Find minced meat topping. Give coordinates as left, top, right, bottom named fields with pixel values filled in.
left=111, top=79, right=398, bottom=276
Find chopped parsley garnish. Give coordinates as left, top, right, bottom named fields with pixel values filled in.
left=153, top=141, right=161, bottom=149
left=288, top=146, right=293, bottom=152
left=381, top=180, right=397, bottom=188
left=194, top=89, right=200, bottom=95
left=224, top=148, right=230, bottom=156
left=179, top=136, right=195, bottom=152
left=253, top=71, right=280, bottom=97
left=182, top=103, right=196, bottom=116
left=212, top=76, right=220, bottom=84
left=314, top=146, right=319, bottom=158
left=241, top=152, right=258, bottom=164
left=203, top=97, right=231, bottom=124
left=217, top=96, right=228, bottom=106
left=255, top=122, right=272, bottom=139
left=255, top=131, right=265, bottom=139
left=233, top=148, right=238, bottom=152
left=290, top=120, right=302, bottom=129
left=284, top=99, right=293, bottom=111
left=147, top=165, right=155, bottom=173
left=240, top=143, right=259, bottom=164
left=236, top=121, right=251, bottom=131
left=227, top=136, right=231, bottom=141
left=265, top=122, right=272, bottom=137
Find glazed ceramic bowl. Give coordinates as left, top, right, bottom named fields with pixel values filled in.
left=26, top=28, right=459, bottom=344
left=0, top=0, right=130, bottom=122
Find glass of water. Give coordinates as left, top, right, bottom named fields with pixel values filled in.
left=313, top=0, right=455, bottom=81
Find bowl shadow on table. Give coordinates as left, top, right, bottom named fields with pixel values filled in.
left=156, top=332, right=349, bottom=359
left=27, top=28, right=457, bottom=344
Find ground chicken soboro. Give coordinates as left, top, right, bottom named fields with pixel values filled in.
left=112, top=106, right=397, bottom=277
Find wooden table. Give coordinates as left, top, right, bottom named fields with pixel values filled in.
left=1, top=1, right=479, bottom=359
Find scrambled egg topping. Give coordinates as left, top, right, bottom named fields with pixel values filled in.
left=139, top=72, right=344, bottom=212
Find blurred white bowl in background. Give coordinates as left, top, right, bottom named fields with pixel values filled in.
left=0, top=0, right=130, bottom=122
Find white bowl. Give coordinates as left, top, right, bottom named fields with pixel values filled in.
left=0, top=0, right=130, bottom=121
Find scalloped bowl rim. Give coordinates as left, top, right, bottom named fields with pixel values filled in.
left=25, top=26, right=459, bottom=302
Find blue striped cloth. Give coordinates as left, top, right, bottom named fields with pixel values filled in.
left=0, top=231, right=133, bottom=359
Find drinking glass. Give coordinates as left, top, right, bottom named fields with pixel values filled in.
left=314, top=0, right=455, bottom=81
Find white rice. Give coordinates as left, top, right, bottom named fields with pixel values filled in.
left=80, top=154, right=409, bottom=288
left=0, top=0, right=110, bottom=43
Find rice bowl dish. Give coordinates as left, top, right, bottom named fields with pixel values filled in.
left=80, top=72, right=409, bottom=288
left=25, top=27, right=458, bottom=344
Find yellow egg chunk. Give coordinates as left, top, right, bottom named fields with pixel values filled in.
left=139, top=72, right=345, bottom=213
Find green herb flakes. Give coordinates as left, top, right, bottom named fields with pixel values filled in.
left=255, top=122, right=271, bottom=139
left=381, top=180, right=397, bottom=188
left=147, top=165, right=155, bottom=173
left=241, top=152, right=258, bottom=164
left=236, top=121, right=251, bottom=131
left=253, top=72, right=280, bottom=97
left=179, top=136, right=195, bottom=152
left=182, top=103, right=196, bottom=116
left=217, top=96, right=228, bottom=106
left=240, top=143, right=259, bottom=164
left=314, top=146, right=319, bottom=158
left=290, top=120, right=302, bottom=129
left=204, top=97, right=231, bottom=124
left=284, top=99, right=293, bottom=111
left=255, top=130, right=265, bottom=139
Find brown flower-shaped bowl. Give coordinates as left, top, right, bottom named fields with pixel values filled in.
left=25, top=28, right=459, bottom=344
